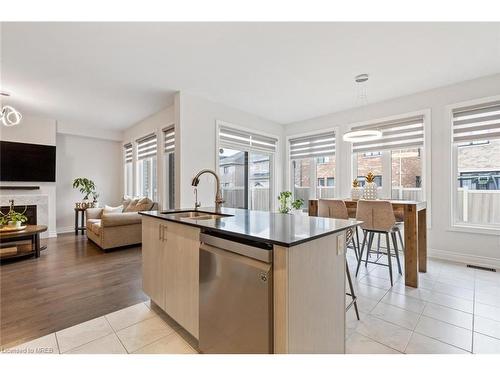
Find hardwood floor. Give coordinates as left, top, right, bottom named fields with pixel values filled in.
left=0, top=233, right=147, bottom=349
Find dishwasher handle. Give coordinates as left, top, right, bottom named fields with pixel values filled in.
left=200, top=233, right=273, bottom=263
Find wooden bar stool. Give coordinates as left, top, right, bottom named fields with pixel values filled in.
left=318, top=199, right=360, bottom=320
left=318, top=199, right=359, bottom=260
left=354, top=200, right=403, bottom=286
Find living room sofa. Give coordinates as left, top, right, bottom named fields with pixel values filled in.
left=86, top=197, right=158, bottom=250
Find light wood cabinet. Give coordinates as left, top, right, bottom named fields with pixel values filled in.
left=164, top=221, right=200, bottom=339
left=141, top=217, right=200, bottom=339
left=142, top=216, right=167, bottom=310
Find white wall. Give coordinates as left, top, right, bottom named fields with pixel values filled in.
left=55, top=133, right=122, bottom=233
left=285, top=73, right=500, bottom=265
left=177, top=92, right=285, bottom=210
left=0, top=116, right=58, bottom=237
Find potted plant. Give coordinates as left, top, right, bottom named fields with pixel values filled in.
left=362, top=172, right=378, bottom=200
left=278, top=191, right=304, bottom=214
left=0, top=207, right=28, bottom=229
left=72, top=178, right=96, bottom=208
left=291, top=198, right=305, bottom=214
left=351, top=178, right=363, bottom=200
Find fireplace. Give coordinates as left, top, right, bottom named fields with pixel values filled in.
left=1, top=204, right=37, bottom=225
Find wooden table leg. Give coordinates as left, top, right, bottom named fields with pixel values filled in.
left=35, top=233, right=41, bottom=258
left=80, top=211, right=85, bottom=235
left=309, top=200, right=318, bottom=217
left=75, top=210, right=78, bottom=235
left=418, top=208, right=427, bottom=273
left=404, top=204, right=418, bottom=288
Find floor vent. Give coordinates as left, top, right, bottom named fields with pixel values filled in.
left=467, top=264, right=497, bottom=272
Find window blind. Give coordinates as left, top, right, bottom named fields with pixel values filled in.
left=136, top=134, right=157, bottom=160
left=219, top=125, right=277, bottom=153
left=453, top=100, right=500, bottom=143
left=289, top=131, right=335, bottom=159
left=124, top=143, right=133, bottom=163
left=163, top=126, right=175, bottom=153
left=351, top=115, right=425, bottom=153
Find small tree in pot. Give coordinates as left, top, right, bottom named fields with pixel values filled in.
left=72, top=178, right=97, bottom=207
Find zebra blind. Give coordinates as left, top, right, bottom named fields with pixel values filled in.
left=219, top=125, right=277, bottom=153
left=453, top=100, right=500, bottom=143
left=124, top=143, right=133, bottom=163
left=289, top=131, right=335, bottom=159
left=136, top=134, right=157, bottom=160
left=351, top=115, right=425, bottom=153
left=163, top=126, right=175, bottom=153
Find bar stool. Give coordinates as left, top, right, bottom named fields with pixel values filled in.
left=318, top=199, right=359, bottom=260
left=318, top=199, right=360, bottom=320
left=354, top=200, right=403, bottom=286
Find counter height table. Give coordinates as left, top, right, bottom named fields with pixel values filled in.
left=309, top=199, right=427, bottom=288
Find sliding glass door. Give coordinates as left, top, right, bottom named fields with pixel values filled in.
left=218, top=147, right=273, bottom=211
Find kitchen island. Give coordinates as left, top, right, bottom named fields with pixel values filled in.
left=139, top=207, right=360, bottom=354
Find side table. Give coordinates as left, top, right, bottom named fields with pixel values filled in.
left=74, top=207, right=86, bottom=235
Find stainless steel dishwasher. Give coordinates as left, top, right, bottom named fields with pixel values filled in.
left=199, top=232, right=273, bottom=354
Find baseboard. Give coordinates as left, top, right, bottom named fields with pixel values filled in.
left=57, top=226, right=75, bottom=234
left=428, top=247, right=500, bottom=270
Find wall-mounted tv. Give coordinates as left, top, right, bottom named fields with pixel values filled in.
left=0, top=141, right=56, bottom=182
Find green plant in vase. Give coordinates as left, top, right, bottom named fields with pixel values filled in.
left=72, top=177, right=97, bottom=207
left=278, top=191, right=292, bottom=213
left=291, top=198, right=304, bottom=211
left=278, top=192, right=304, bottom=214
left=0, top=205, right=28, bottom=229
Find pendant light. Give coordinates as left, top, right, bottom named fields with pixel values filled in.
left=342, top=74, right=382, bottom=142
left=0, top=91, right=22, bottom=126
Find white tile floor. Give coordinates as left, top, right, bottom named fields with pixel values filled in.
left=346, top=251, right=500, bottom=354
left=4, top=252, right=500, bottom=354
left=4, top=302, right=196, bottom=354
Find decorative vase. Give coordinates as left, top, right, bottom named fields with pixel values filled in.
left=363, top=182, right=378, bottom=200
left=351, top=187, right=363, bottom=201
left=8, top=221, right=21, bottom=229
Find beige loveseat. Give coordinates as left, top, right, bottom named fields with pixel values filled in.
left=86, top=197, right=158, bottom=250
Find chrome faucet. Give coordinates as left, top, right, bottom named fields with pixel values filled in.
left=191, top=169, right=225, bottom=211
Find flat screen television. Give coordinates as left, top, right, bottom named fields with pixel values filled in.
left=0, top=141, right=56, bottom=182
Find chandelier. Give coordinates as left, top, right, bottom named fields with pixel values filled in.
left=1, top=105, right=23, bottom=126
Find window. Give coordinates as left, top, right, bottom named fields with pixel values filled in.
left=136, top=134, right=157, bottom=201
left=163, top=126, right=175, bottom=209
left=351, top=115, right=425, bottom=200
left=290, top=131, right=336, bottom=204
left=124, top=143, right=133, bottom=196
left=217, top=124, right=277, bottom=211
left=452, top=100, right=500, bottom=230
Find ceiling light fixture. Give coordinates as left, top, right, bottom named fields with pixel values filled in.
left=343, top=74, right=382, bottom=142
left=1, top=105, right=23, bottom=127
left=343, top=129, right=382, bottom=142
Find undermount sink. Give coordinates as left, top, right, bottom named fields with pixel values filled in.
left=162, top=210, right=233, bottom=221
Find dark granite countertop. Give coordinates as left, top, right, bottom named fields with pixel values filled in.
left=139, top=207, right=361, bottom=247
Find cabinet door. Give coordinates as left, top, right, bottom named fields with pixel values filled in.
left=164, top=221, right=200, bottom=339
left=142, top=216, right=167, bottom=310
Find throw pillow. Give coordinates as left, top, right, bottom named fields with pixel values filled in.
left=134, top=197, right=154, bottom=211
left=124, top=198, right=140, bottom=212
left=103, top=205, right=123, bottom=214
left=122, top=195, right=133, bottom=211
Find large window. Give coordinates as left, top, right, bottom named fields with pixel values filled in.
left=136, top=134, right=158, bottom=201
left=290, top=131, right=336, bottom=204
left=124, top=143, right=133, bottom=196
left=218, top=124, right=277, bottom=211
left=351, top=115, right=425, bottom=201
left=452, top=100, right=500, bottom=230
left=163, top=127, right=175, bottom=209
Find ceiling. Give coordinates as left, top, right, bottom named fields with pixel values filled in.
left=2, top=22, right=500, bottom=130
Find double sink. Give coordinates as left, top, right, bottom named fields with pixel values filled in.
left=161, top=210, right=233, bottom=221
